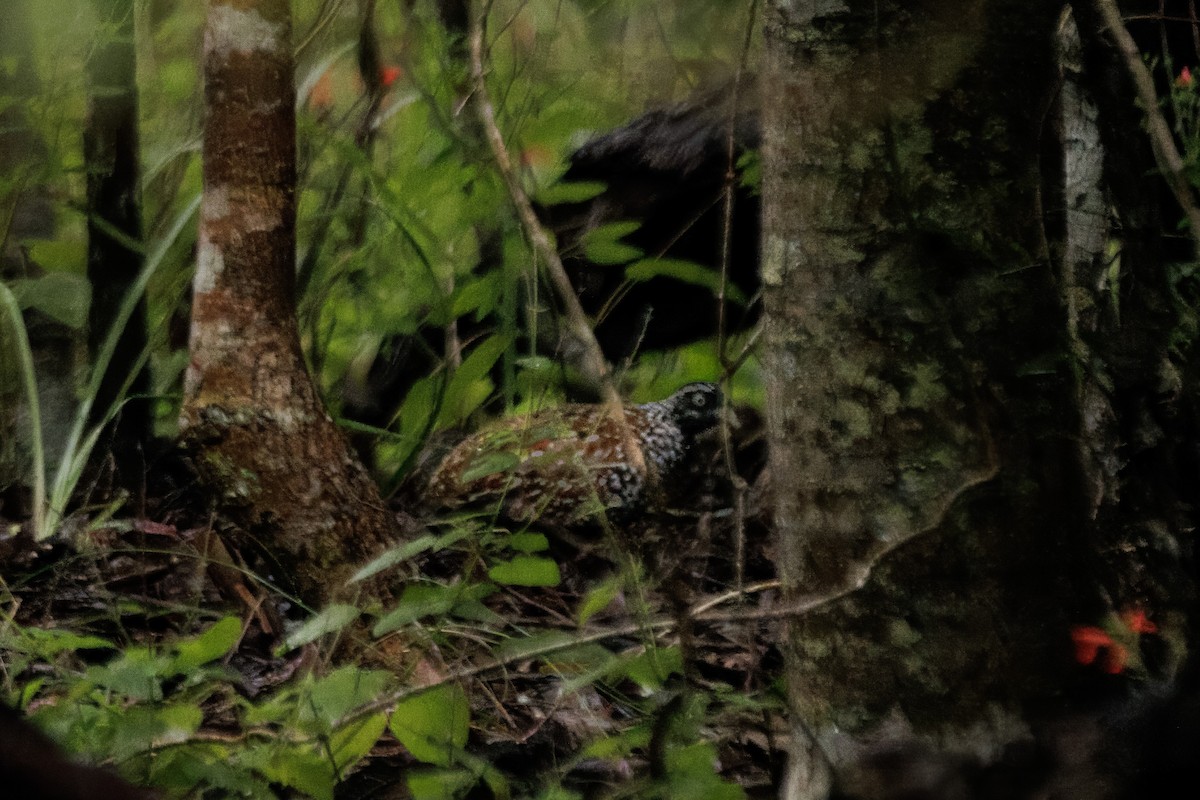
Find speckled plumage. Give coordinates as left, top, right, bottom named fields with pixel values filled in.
left=424, top=383, right=722, bottom=524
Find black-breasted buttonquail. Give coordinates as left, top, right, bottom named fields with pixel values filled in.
left=424, top=383, right=723, bottom=524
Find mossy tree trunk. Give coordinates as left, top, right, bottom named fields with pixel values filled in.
left=182, top=0, right=396, bottom=606
left=759, top=0, right=1133, bottom=792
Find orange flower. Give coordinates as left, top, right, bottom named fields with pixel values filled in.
left=1070, top=625, right=1113, bottom=667
left=379, top=65, right=402, bottom=88
left=309, top=72, right=334, bottom=110
left=1120, top=608, right=1157, bottom=635
left=1177, top=66, right=1194, bottom=88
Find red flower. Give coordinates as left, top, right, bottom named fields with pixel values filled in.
left=379, top=65, right=402, bottom=88
left=1120, top=608, right=1157, bottom=635
left=1177, top=66, right=1194, bottom=88
left=1070, top=625, right=1113, bottom=667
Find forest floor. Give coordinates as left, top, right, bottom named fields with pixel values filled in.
left=0, top=420, right=789, bottom=799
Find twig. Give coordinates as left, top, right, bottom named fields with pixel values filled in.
left=1091, top=0, right=1200, bottom=259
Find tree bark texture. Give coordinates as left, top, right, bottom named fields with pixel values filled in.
left=85, top=0, right=151, bottom=455
left=182, top=0, right=396, bottom=605
left=762, top=0, right=1100, bottom=768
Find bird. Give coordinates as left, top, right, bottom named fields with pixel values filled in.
left=423, top=383, right=723, bottom=524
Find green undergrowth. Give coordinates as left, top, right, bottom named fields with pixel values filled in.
left=1, top=511, right=780, bottom=799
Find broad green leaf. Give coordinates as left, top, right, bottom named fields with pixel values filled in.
left=665, top=742, right=746, bottom=800
left=625, top=258, right=748, bottom=305
left=8, top=273, right=90, bottom=329
left=85, top=647, right=168, bottom=702
left=243, top=686, right=302, bottom=726
left=170, top=616, right=242, bottom=672
left=23, top=239, right=87, bottom=274
left=389, top=684, right=470, bottom=767
left=281, top=604, right=360, bottom=651
left=620, top=645, right=684, bottom=691
left=407, top=768, right=478, bottom=800
left=106, top=703, right=203, bottom=762
left=147, top=746, right=271, bottom=796
left=488, top=555, right=561, bottom=587
left=252, top=745, right=334, bottom=800
left=507, top=532, right=549, bottom=554
left=303, top=667, right=394, bottom=727
left=328, top=712, right=388, bottom=772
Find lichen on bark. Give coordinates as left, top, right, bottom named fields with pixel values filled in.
left=181, top=0, right=396, bottom=606
left=762, top=0, right=1089, bottom=763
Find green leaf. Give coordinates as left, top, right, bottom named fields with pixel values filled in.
left=85, top=647, right=168, bottom=702
left=580, top=724, right=651, bottom=759
left=665, top=742, right=746, bottom=800
left=488, top=555, right=561, bottom=587
left=7, top=627, right=114, bottom=658
left=350, top=528, right=472, bottom=583
left=24, top=239, right=87, bottom=274
left=170, top=616, right=242, bottom=672
left=106, top=703, right=203, bottom=762
left=621, top=645, right=684, bottom=691
left=253, top=745, right=334, bottom=800
left=450, top=271, right=503, bottom=319
left=381, top=374, right=443, bottom=481
left=328, top=712, right=388, bottom=772
left=581, top=220, right=643, bottom=265
left=492, top=630, right=578, bottom=663
left=389, top=684, right=471, bottom=767
left=576, top=576, right=623, bottom=626
left=459, top=450, right=520, bottom=483
left=282, top=605, right=360, bottom=651
left=8, top=273, right=91, bottom=329
left=536, top=180, right=607, bottom=206
left=507, top=532, right=549, bottom=554
left=373, top=584, right=460, bottom=635
left=438, top=333, right=514, bottom=428
left=407, top=768, right=478, bottom=800
left=625, top=258, right=748, bottom=305
left=303, top=667, right=394, bottom=727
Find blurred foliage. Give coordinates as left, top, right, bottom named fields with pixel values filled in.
left=3, top=0, right=762, bottom=486
left=2, top=0, right=766, bottom=796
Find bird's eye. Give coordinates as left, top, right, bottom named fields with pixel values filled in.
left=693, top=393, right=708, bottom=407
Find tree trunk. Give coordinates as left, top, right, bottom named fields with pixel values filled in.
left=85, top=0, right=151, bottom=461
left=182, top=0, right=397, bottom=605
left=761, top=0, right=1112, bottom=790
